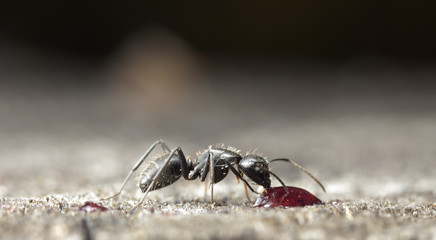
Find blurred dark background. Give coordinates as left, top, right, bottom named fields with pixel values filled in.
left=2, top=1, right=436, bottom=60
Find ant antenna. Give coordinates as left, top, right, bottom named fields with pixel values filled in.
left=270, top=158, right=326, bottom=192
left=261, top=167, right=289, bottom=194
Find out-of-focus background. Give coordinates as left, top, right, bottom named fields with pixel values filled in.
left=1, top=1, right=436, bottom=239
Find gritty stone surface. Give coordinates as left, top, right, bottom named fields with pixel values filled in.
left=1, top=194, right=436, bottom=240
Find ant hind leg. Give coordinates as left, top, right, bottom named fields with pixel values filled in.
left=130, top=146, right=185, bottom=213
left=101, top=139, right=171, bottom=201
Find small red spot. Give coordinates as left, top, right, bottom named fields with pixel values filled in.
left=253, top=186, right=323, bottom=208
left=80, top=201, right=108, bottom=212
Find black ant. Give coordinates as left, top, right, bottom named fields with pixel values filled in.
left=103, top=140, right=325, bottom=211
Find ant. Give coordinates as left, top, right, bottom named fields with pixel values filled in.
left=102, top=140, right=325, bottom=211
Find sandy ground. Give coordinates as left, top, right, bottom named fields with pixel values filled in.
left=1, top=51, right=436, bottom=239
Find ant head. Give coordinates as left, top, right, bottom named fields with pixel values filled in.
left=239, top=155, right=271, bottom=189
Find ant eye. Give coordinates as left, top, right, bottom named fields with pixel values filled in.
left=255, top=162, right=266, bottom=168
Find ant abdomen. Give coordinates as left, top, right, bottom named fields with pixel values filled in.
left=138, top=153, right=183, bottom=192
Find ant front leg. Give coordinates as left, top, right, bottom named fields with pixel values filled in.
left=223, top=160, right=258, bottom=195
left=235, top=164, right=252, bottom=202
left=102, top=139, right=171, bottom=200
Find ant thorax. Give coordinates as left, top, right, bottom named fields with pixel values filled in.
left=195, top=145, right=242, bottom=165
left=196, top=144, right=241, bottom=158
left=188, top=145, right=242, bottom=183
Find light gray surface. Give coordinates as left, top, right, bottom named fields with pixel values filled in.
left=1, top=50, right=436, bottom=239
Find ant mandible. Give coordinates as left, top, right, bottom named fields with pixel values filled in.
left=103, top=140, right=325, bottom=211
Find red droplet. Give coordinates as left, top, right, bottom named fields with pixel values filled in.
left=253, top=186, right=323, bottom=208
left=80, top=201, right=108, bottom=212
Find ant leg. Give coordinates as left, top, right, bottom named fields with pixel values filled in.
left=223, top=160, right=258, bottom=194
left=173, top=147, right=193, bottom=181
left=102, top=139, right=170, bottom=200
left=203, top=177, right=209, bottom=199
left=208, top=150, right=215, bottom=202
left=195, top=149, right=216, bottom=202
left=270, top=158, right=326, bottom=192
left=242, top=183, right=251, bottom=202
left=234, top=165, right=251, bottom=201
left=232, top=167, right=251, bottom=201
left=197, top=149, right=214, bottom=201
left=131, top=146, right=183, bottom=212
